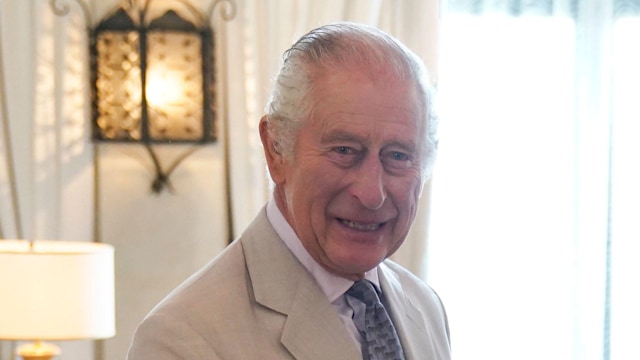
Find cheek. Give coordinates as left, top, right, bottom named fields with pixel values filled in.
left=392, top=178, right=423, bottom=218
left=287, top=165, right=337, bottom=221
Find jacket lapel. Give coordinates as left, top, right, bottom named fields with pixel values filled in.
left=280, top=277, right=360, bottom=360
left=242, top=210, right=360, bottom=360
left=379, top=263, right=435, bottom=360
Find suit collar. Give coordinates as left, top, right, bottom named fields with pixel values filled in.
left=378, top=262, right=426, bottom=329
left=379, top=261, right=437, bottom=360
left=280, top=278, right=360, bottom=360
left=241, top=209, right=360, bottom=360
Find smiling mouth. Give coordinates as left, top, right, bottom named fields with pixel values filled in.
left=338, top=218, right=383, bottom=231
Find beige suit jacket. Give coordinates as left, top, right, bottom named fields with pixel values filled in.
left=127, top=208, right=450, bottom=360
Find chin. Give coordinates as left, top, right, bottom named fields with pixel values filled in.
left=331, top=249, right=388, bottom=275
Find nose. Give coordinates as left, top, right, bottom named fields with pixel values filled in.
left=350, top=155, right=386, bottom=210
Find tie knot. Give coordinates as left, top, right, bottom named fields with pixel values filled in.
left=347, top=280, right=381, bottom=307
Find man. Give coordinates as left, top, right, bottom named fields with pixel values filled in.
left=128, top=22, right=450, bottom=360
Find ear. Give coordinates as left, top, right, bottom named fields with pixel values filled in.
left=259, top=116, right=287, bottom=185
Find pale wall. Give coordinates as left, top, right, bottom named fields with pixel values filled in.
left=98, top=145, right=230, bottom=359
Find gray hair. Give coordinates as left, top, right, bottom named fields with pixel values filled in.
left=264, top=22, right=438, bottom=177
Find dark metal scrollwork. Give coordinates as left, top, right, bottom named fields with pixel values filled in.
left=208, top=0, right=237, bottom=22
left=48, top=0, right=91, bottom=26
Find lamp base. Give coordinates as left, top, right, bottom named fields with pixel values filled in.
left=17, top=341, right=61, bottom=360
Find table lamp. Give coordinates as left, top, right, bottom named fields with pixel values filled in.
left=0, top=240, right=115, bottom=360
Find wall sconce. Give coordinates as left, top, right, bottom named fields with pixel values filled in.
left=50, top=0, right=236, bottom=193
left=90, top=1, right=216, bottom=144
left=0, top=240, right=115, bottom=360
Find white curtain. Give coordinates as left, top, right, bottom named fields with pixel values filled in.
left=225, top=0, right=440, bottom=275
left=0, top=0, right=96, bottom=358
left=0, top=1, right=31, bottom=242
left=427, top=1, right=640, bottom=359
left=0, top=4, right=16, bottom=240
left=0, top=0, right=95, bottom=243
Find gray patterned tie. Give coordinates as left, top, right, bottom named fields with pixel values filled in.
left=347, top=280, right=405, bottom=360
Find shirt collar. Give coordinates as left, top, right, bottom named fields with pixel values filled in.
left=266, top=197, right=380, bottom=302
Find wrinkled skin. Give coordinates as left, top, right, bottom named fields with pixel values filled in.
left=261, top=66, right=427, bottom=280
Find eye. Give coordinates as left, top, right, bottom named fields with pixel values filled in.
left=390, top=151, right=408, bottom=161
left=328, top=145, right=362, bottom=167
left=334, top=146, right=353, bottom=155
left=381, top=150, right=415, bottom=171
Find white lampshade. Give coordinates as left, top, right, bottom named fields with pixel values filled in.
left=0, top=240, right=115, bottom=340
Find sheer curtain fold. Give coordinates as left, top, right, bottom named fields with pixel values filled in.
left=0, top=1, right=96, bottom=358
left=428, top=0, right=640, bottom=359
left=448, top=0, right=640, bottom=16
left=0, top=1, right=94, bottom=242
left=446, top=0, right=573, bottom=15
left=0, top=7, right=17, bottom=240
left=32, top=2, right=95, bottom=242
left=613, top=0, right=640, bottom=16
left=0, top=1, right=31, bottom=242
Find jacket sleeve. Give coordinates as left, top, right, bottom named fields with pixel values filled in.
left=127, top=311, right=221, bottom=360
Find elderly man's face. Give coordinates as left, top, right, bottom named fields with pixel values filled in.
left=265, top=66, right=427, bottom=280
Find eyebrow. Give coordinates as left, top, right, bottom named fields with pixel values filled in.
left=321, top=130, right=364, bottom=144
left=321, top=130, right=418, bottom=154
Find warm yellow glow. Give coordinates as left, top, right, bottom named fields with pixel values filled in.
left=17, top=340, right=60, bottom=360
left=0, top=240, right=115, bottom=340
left=145, top=67, right=185, bottom=109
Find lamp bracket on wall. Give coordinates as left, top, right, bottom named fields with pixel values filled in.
left=145, top=144, right=202, bottom=194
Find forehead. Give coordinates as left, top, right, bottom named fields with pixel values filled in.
left=308, top=68, right=425, bottom=143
